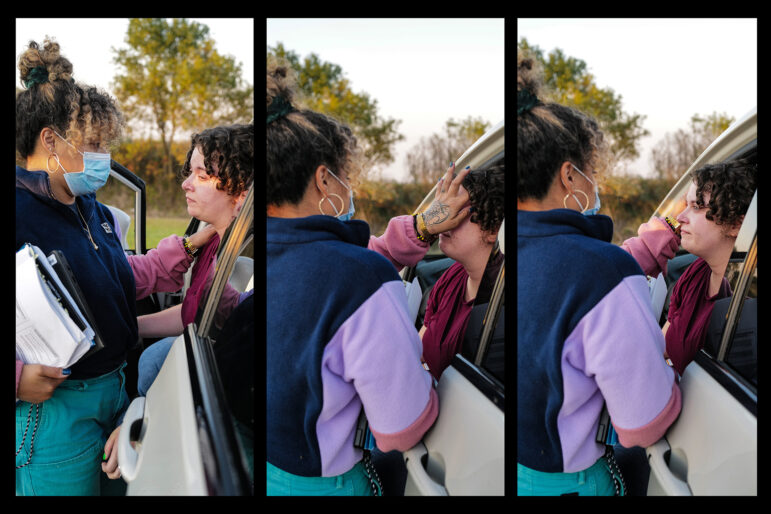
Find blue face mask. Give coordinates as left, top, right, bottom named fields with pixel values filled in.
left=570, top=163, right=601, bottom=215
left=53, top=130, right=112, bottom=196
left=326, top=168, right=355, bottom=221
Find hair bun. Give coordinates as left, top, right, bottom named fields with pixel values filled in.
left=18, top=38, right=73, bottom=88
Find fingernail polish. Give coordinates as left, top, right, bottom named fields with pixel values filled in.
left=103, top=452, right=107, bottom=461
left=62, top=368, right=71, bottom=375
left=450, top=162, right=454, bottom=167
left=465, top=166, right=471, bottom=170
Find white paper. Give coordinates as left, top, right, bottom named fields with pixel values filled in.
left=15, top=245, right=94, bottom=368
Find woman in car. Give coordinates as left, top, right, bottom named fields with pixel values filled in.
left=620, top=159, right=757, bottom=376
left=100, top=123, right=254, bottom=481
left=267, top=62, right=441, bottom=496
left=516, top=49, right=681, bottom=496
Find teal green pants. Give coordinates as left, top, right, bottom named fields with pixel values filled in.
left=518, top=456, right=617, bottom=496
left=16, top=363, right=129, bottom=496
left=267, top=461, right=373, bottom=496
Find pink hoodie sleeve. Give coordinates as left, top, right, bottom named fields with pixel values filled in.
left=127, top=235, right=194, bottom=300
left=621, top=217, right=680, bottom=277
left=368, top=215, right=430, bottom=272
left=16, top=360, right=24, bottom=397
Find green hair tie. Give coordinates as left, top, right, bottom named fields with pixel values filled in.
left=267, top=95, right=296, bottom=125
left=517, top=89, right=540, bottom=115
left=23, top=66, right=49, bottom=89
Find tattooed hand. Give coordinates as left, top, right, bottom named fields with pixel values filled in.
left=420, top=163, right=473, bottom=236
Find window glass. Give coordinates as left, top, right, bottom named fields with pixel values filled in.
left=724, top=263, right=757, bottom=388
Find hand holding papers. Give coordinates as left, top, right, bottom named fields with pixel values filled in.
left=16, top=244, right=102, bottom=368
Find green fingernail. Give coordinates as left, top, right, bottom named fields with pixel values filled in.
left=102, top=452, right=107, bottom=461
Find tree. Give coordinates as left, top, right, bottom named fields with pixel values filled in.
left=650, top=112, right=735, bottom=183
left=112, top=18, right=254, bottom=178
left=518, top=38, right=649, bottom=173
left=267, top=43, right=404, bottom=178
left=405, top=116, right=491, bottom=188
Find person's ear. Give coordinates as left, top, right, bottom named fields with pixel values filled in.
left=314, top=165, right=330, bottom=195
left=40, top=127, right=56, bottom=153
left=559, top=161, right=576, bottom=192
left=729, top=215, right=745, bottom=238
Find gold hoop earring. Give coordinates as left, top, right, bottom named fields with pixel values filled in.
left=46, top=153, right=61, bottom=174
left=563, top=189, right=590, bottom=212
left=319, top=193, right=345, bottom=216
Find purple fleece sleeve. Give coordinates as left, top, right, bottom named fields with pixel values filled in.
left=127, top=235, right=194, bottom=300
left=621, top=217, right=680, bottom=277
left=559, top=275, right=681, bottom=472
left=316, top=280, right=438, bottom=476
left=368, top=215, right=430, bottom=271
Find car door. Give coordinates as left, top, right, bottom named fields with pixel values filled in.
left=401, top=122, right=505, bottom=495
left=117, top=185, right=254, bottom=495
left=644, top=118, right=757, bottom=496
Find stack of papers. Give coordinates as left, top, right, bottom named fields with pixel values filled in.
left=16, top=244, right=96, bottom=368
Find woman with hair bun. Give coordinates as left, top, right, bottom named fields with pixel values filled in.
left=517, top=48, right=681, bottom=496
left=15, top=37, right=136, bottom=496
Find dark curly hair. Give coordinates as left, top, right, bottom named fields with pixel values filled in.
left=267, top=59, right=361, bottom=208
left=462, top=164, right=505, bottom=233
left=180, top=123, right=254, bottom=197
left=691, top=157, right=757, bottom=229
left=16, top=38, right=125, bottom=159
left=517, top=48, right=608, bottom=201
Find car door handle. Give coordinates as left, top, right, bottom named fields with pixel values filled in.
left=403, top=442, right=448, bottom=496
left=117, top=396, right=145, bottom=483
left=646, top=438, right=692, bottom=495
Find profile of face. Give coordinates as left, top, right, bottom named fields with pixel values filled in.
left=676, top=182, right=739, bottom=257
left=182, top=147, right=242, bottom=226
left=45, top=128, right=104, bottom=174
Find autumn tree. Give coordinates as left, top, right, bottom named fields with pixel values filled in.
left=112, top=18, right=253, bottom=178
left=650, top=112, right=735, bottom=183
left=405, top=116, right=491, bottom=189
left=518, top=38, right=649, bottom=173
left=267, top=43, right=404, bottom=179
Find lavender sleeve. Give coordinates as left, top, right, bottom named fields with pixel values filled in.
left=368, top=215, right=429, bottom=271
left=559, top=275, right=681, bottom=472
left=126, top=235, right=194, bottom=300
left=316, top=280, right=438, bottom=476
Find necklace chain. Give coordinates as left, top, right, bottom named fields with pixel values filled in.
left=75, top=202, right=99, bottom=250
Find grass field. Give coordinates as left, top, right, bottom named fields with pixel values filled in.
left=124, top=216, right=192, bottom=251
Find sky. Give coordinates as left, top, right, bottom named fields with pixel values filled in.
left=15, top=18, right=254, bottom=136
left=267, top=18, right=505, bottom=182
left=518, top=18, right=757, bottom=177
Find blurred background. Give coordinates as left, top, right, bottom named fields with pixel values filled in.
left=518, top=18, right=757, bottom=243
left=16, top=18, right=254, bottom=248
left=267, top=18, right=505, bottom=236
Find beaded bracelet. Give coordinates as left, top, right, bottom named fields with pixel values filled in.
left=664, top=216, right=681, bottom=235
left=183, top=237, right=198, bottom=257
left=413, top=213, right=437, bottom=243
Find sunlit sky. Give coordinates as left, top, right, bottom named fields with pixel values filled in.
left=15, top=18, right=254, bottom=137
left=518, top=18, right=757, bottom=177
left=267, top=18, right=505, bottom=182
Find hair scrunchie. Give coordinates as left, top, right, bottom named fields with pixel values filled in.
left=23, top=66, right=49, bottom=89
left=267, top=95, right=296, bottom=125
left=517, top=88, right=540, bottom=115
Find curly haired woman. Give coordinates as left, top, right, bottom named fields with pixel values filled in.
left=15, top=38, right=136, bottom=496
left=517, top=48, right=680, bottom=496
left=620, top=158, right=757, bottom=375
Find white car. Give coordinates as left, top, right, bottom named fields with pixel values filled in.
left=396, top=120, right=505, bottom=496
left=644, top=107, right=756, bottom=495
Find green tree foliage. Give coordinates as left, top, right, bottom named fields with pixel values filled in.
left=99, top=138, right=191, bottom=217
left=267, top=43, right=404, bottom=178
left=406, top=116, right=491, bottom=188
left=601, top=174, right=674, bottom=245
left=355, top=179, right=427, bottom=236
left=518, top=38, right=649, bottom=170
left=112, top=18, right=253, bottom=179
left=651, top=112, right=735, bottom=182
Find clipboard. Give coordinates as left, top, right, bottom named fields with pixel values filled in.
left=46, top=250, right=105, bottom=360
